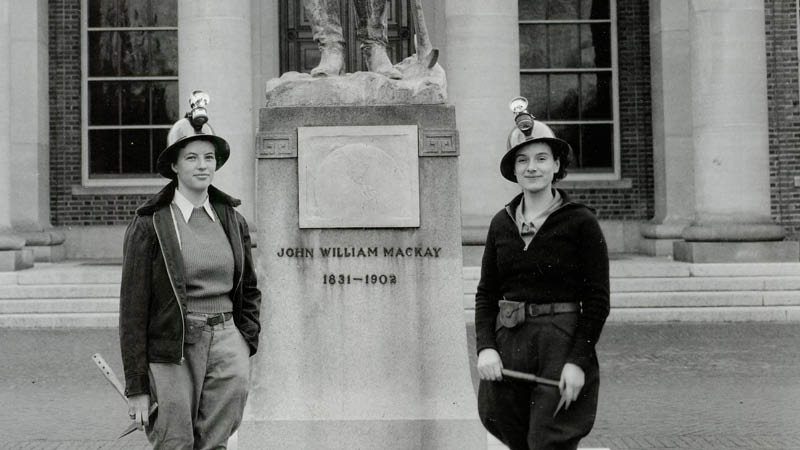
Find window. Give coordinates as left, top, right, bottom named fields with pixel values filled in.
left=518, top=0, right=619, bottom=179
left=82, top=0, right=179, bottom=185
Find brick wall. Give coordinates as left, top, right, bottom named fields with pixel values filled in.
left=49, top=0, right=151, bottom=226
left=766, top=0, right=800, bottom=238
left=561, top=0, right=654, bottom=221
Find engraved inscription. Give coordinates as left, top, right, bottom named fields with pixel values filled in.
left=275, top=246, right=442, bottom=258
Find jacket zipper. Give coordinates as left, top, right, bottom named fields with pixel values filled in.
left=152, top=215, right=185, bottom=363
left=234, top=215, right=245, bottom=298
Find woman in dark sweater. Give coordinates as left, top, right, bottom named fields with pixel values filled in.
left=475, top=98, right=610, bottom=450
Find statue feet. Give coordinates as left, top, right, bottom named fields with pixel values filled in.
left=311, top=43, right=345, bottom=78
left=363, top=45, right=403, bottom=80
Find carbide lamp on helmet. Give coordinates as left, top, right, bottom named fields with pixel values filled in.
left=500, top=96, right=573, bottom=183
left=155, top=90, right=230, bottom=179
left=186, top=90, right=211, bottom=131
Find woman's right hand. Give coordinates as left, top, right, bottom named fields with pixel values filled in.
left=127, top=394, right=150, bottom=430
left=477, top=348, right=504, bottom=381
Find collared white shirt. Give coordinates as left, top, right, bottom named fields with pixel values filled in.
left=172, top=188, right=216, bottom=223
left=515, top=189, right=562, bottom=250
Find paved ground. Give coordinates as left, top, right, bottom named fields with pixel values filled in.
left=1, top=322, right=799, bottom=450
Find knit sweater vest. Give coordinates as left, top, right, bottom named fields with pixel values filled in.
left=171, top=203, right=234, bottom=313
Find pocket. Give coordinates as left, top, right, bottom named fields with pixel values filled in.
left=549, top=312, right=578, bottom=339
left=183, top=317, right=205, bottom=344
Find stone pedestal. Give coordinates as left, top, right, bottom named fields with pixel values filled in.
left=673, top=0, right=796, bottom=262
left=0, top=233, right=33, bottom=271
left=239, top=104, right=484, bottom=450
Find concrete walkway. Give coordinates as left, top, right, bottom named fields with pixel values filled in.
left=2, top=322, right=799, bottom=450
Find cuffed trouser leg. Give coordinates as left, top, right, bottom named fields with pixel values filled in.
left=303, top=0, right=345, bottom=46
left=353, top=0, right=390, bottom=47
left=478, top=313, right=599, bottom=450
left=146, top=318, right=250, bottom=450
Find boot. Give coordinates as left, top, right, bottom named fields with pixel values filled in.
left=311, top=42, right=345, bottom=78
left=363, top=44, right=402, bottom=80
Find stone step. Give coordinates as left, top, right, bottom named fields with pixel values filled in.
left=0, top=284, right=119, bottom=299
left=0, top=298, right=118, bottom=314
left=0, top=312, right=119, bottom=328
left=0, top=263, right=121, bottom=285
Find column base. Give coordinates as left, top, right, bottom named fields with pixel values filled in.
left=0, top=249, right=34, bottom=271
left=19, top=229, right=66, bottom=262
left=673, top=241, right=799, bottom=263
left=640, top=221, right=690, bottom=257
left=237, top=419, right=486, bottom=450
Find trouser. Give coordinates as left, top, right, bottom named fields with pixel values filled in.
left=303, top=0, right=390, bottom=47
left=146, top=314, right=251, bottom=450
left=478, top=312, right=599, bottom=450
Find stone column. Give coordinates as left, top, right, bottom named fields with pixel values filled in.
left=10, top=0, right=64, bottom=262
left=179, top=0, right=255, bottom=222
left=673, top=0, right=797, bottom=262
left=445, top=0, right=520, bottom=243
left=0, top=0, right=32, bottom=270
left=639, top=0, right=694, bottom=256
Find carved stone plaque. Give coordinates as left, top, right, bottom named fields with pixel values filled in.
left=297, top=125, right=420, bottom=228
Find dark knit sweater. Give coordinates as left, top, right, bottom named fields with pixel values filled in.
left=474, top=189, right=610, bottom=372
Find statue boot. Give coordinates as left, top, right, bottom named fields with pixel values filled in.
left=311, top=42, right=345, bottom=78
left=363, top=44, right=402, bottom=80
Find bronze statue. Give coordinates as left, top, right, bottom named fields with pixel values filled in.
left=304, top=0, right=402, bottom=79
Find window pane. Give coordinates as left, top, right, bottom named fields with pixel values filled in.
left=120, top=31, right=150, bottom=76
left=152, top=128, right=169, bottom=172
left=89, top=81, right=120, bottom=125
left=580, top=73, right=612, bottom=119
left=88, top=31, right=120, bottom=76
left=580, top=124, right=613, bottom=169
left=549, top=74, right=579, bottom=120
left=150, top=31, right=178, bottom=76
left=121, top=129, right=152, bottom=174
left=152, top=0, right=178, bottom=26
left=519, top=0, right=546, bottom=20
left=581, top=0, right=610, bottom=20
left=89, top=130, right=120, bottom=175
left=119, top=0, right=151, bottom=27
left=580, top=23, right=611, bottom=68
left=120, top=82, right=149, bottom=125
left=152, top=81, right=180, bottom=125
left=88, top=0, right=118, bottom=27
left=549, top=124, right=579, bottom=166
left=519, top=25, right=547, bottom=69
left=549, top=25, right=579, bottom=68
left=548, top=0, right=579, bottom=19
left=520, top=74, right=548, bottom=119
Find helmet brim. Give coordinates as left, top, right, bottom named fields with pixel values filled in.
left=156, top=134, right=231, bottom=179
left=500, top=137, right=572, bottom=182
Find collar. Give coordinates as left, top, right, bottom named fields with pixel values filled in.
left=172, top=188, right=216, bottom=222
left=515, top=189, right=562, bottom=230
left=135, top=180, right=241, bottom=216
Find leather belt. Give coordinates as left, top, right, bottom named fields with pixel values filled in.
left=188, top=312, right=233, bottom=326
left=525, top=302, right=579, bottom=318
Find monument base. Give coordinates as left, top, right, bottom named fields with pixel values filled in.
left=239, top=419, right=485, bottom=450
left=673, top=241, right=799, bottom=262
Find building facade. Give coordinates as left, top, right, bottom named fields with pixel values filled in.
left=0, top=0, right=797, bottom=266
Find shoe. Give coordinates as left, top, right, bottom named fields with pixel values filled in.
left=363, top=44, right=402, bottom=79
left=311, top=43, right=345, bottom=78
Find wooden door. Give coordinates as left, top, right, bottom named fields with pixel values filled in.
left=280, top=0, right=413, bottom=74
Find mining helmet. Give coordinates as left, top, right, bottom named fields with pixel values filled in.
left=500, top=96, right=572, bottom=182
left=155, top=91, right=230, bottom=179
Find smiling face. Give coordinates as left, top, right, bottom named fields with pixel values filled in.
left=171, top=139, right=216, bottom=196
left=514, top=142, right=560, bottom=194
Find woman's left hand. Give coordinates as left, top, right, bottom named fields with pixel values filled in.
left=558, top=362, right=585, bottom=410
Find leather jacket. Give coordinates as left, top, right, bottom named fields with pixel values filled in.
left=119, top=180, right=261, bottom=397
